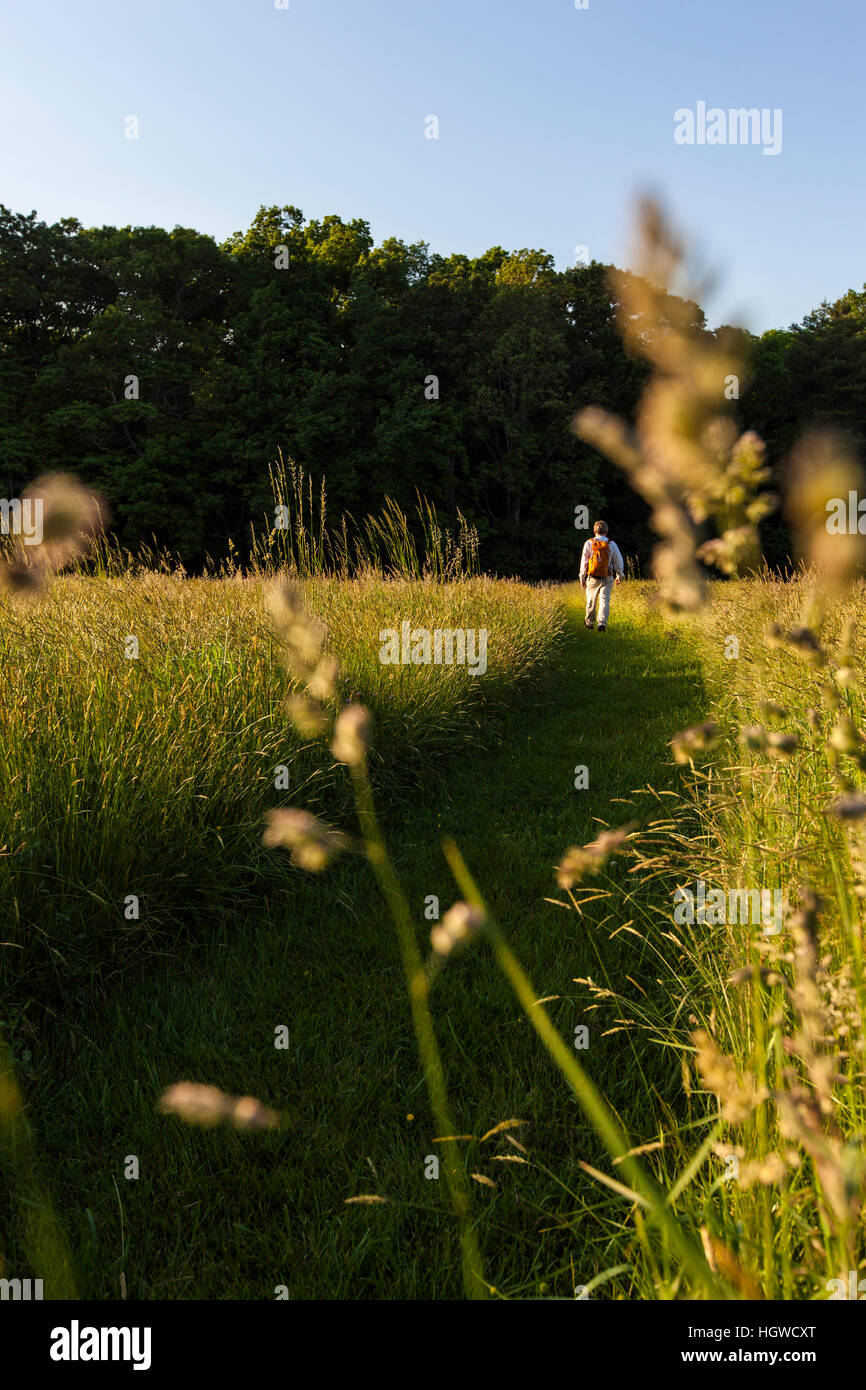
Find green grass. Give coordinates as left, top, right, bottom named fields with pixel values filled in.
left=0, top=572, right=562, bottom=1000
left=590, top=574, right=866, bottom=1301
left=1, top=582, right=711, bottom=1299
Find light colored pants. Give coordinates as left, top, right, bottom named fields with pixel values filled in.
left=585, top=576, right=614, bottom=627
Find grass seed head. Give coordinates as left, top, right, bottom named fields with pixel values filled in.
left=159, top=1083, right=280, bottom=1131
left=824, top=792, right=866, bottom=821
left=671, top=720, right=720, bottom=764
left=556, top=826, right=632, bottom=888
left=691, top=1029, right=757, bottom=1125
left=158, top=1083, right=234, bottom=1127
left=331, top=703, right=372, bottom=768
left=262, top=808, right=349, bottom=871
left=2, top=473, right=105, bottom=592
left=286, top=694, right=329, bottom=738
left=430, top=902, right=486, bottom=958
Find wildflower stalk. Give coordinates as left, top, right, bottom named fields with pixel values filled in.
left=264, top=581, right=486, bottom=1297
left=442, top=838, right=727, bottom=1299
left=349, top=767, right=486, bottom=1300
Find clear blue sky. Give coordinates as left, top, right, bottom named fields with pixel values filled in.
left=1, top=0, right=862, bottom=331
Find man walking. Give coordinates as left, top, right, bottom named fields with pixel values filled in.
left=580, top=520, right=624, bottom=632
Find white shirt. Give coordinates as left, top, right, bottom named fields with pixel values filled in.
left=580, top=537, right=624, bottom=580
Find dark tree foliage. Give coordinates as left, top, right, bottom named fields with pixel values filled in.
left=1, top=202, right=862, bottom=577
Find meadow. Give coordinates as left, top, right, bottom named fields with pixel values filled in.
left=3, top=203, right=865, bottom=1303
left=5, top=556, right=864, bottom=1300
left=0, top=568, right=561, bottom=1001
left=1, top=567, right=713, bottom=1299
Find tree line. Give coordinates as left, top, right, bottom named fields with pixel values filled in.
left=1, top=201, right=863, bottom=576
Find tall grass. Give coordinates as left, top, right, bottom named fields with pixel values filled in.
left=524, top=573, right=866, bottom=1300
left=5, top=200, right=866, bottom=1303
left=607, top=574, right=866, bottom=1298
left=7, top=454, right=481, bottom=585
left=211, top=201, right=866, bottom=1301
left=0, top=570, right=564, bottom=999
left=251, top=452, right=480, bottom=580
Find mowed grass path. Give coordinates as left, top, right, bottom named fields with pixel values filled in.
left=19, top=585, right=709, bottom=1299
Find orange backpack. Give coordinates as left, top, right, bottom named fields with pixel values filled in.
left=587, top=537, right=610, bottom=579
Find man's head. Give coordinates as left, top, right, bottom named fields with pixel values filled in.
left=593, top=520, right=608, bottom=536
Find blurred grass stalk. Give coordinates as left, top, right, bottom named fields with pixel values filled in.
left=441, top=837, right=726, bottom=1299
left=561, top=198, right=866, bottom=1298
left=349, top=768, right=486, bottom=1299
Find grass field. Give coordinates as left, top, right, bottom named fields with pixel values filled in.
left=0, top=571, right=562, bottom=999
left=1, top=575, right=721, bottom=1299
left=5, top=198, right=865, bottom=1303
left=4, top=550, right=866, bottom=1302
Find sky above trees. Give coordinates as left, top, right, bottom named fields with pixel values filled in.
left=1, top=0, right=863, bottom=333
